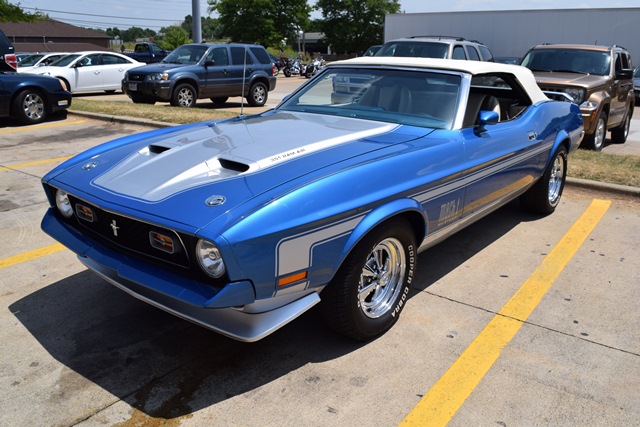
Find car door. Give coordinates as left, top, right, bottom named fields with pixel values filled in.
left=201, top=46, right=233, bottom=97
left=229, top=46, right=255, bottom=96
left=460, top=74, right=546, bottom=218
left=99, top=54, right=133, bottom=91
left=610, top=51, right=633, bottom=127
left=72, top=54, right=103, bottom=92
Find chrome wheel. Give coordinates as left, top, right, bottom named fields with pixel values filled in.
left=177, top=88, right=194, bottom=107
left=547, top=152, right=565, bottom=207
left=358, top=237, right=406, bottom=319
left=592, top=115, right=606, bottom=150
left=23, top=92, right=44, bottom=121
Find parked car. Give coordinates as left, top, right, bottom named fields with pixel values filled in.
left=40, top=57, right=583, bottom=342
left=0, top=27, right=17, bottom=72
left=0, top=72, right=71, bottom=124
left=122, top=43, right=277, bottom=107
left=521, top=43, right=635, bottom=150
left=362, top=45, right=382, bottom=56
left=17, top=52, right=69, bottom=73
left=376, top=36, right=494, bottom=61
left=123, top=43, right=169, bottom=64
left=22, top=51, right=144, bottom=94
left=494, top=56, right=520, bottom=64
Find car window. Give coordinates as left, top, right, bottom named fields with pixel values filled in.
left=279, top=68, right=461, bottom=130
left=163, top=45, right=208, bottom=65
left=465, top=73, right=532, bottom=127
left=151, top=45, right=164, bottom=55
left=102, top=54, right=129, bottom=65
left=250, top=47, right=271, bottom=64
left=479, top=46, right=493, bottom=61
left=377, top=42, right=448, bottom=59
left=467, top=47, right=481, bottom=61
left=521, top=48, right=610, bottom=76
left=206, top=47, right=229, bottom=66
left=231, top=47, right=254, bottom=65
left=452, top=46, right=466, bottom=60
left=79, top=54, right=101, bottom=67
left=18, top=54, right=45, bottom=66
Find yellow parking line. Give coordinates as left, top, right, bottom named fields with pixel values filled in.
left=0, top=156, right=73, bottom=172
left=0, top=119, right=87, bottom=135
left=0, top=243, right=66, bottom=269
left=400, top=199, right=611, bottom=426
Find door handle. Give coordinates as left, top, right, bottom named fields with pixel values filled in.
left=528, top=131, right=537, bottom=141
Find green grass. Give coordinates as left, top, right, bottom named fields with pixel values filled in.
left=70, top=99, right=639, bottom=188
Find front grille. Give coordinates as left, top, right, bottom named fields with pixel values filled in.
left=68, top=195, right=191, bottom=268
left=127, top=73, right=145, bottom=82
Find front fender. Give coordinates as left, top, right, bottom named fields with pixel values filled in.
left=338, top=198, right=426, bottom=269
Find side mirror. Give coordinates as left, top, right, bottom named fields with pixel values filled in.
left=204, top=59, right=215, bottom=67
left=475, top=110, right=499, bottom=133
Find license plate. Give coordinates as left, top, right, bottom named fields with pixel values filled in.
left=128, top=83, right=138, bottom=91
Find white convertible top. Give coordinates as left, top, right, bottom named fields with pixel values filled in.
left=333, top=56, right=548, bottom=104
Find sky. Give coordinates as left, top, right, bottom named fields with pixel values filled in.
left=15, top=0, right=640, bottom=32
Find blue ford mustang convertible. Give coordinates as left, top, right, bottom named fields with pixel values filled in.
left=41, top=57, right=583, bottom=342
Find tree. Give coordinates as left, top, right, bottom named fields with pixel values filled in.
left=315, top=0, right=400, bottom=54
left=207, top=0, right=310, bottom=47
left=181, top=15, right=223, bottom=41
left=158, top=26, right=190, bottom=50
left=0, top=0, right=46, bottom=22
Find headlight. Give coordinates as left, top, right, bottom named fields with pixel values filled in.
left=55, top=189, right=74, bottom=218
left=564, top=88, right=585, bottom=104
left=147, top=73, right=169, bottom=81
left=58, top=78, right=68, bottom=91
left=196, top=239, right=226, bottom=278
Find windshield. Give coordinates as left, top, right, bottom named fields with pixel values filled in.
left=376, top=41, right=448, bottom=59
left=49, top=54, right=81, bottom=67
left=162, top=45, right=209, bottom=65
left=521, top=48, right=611, bottom=76
left=18, top=54, right=45, bottom=66
left=278, top=67, right=461, bottom=130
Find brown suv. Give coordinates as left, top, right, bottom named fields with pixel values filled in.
left=521, top=44, right=635, bottom=150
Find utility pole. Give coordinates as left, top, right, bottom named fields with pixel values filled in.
left=192, top=0, right=202, bottom=43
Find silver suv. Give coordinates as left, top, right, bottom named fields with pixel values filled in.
left=376, top=36, right=494, bottom=61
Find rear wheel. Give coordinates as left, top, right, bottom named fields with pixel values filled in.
left=319, top=219, right=416, bottom=341
left=283, top=68, right=291, bottom=77
left=170, top=83, right=197, bottom=108
left=247, top=82, right=268, bottom=107
left=13, top=89, right=46, bottom=124
left=611, top=108, right=631, bottom=144
left=521, top=146, right=567, bottom=215
left=582, top=110, right=607, bottom=151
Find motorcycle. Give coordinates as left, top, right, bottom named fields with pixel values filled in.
left=283, top=56, right=303, bottom=77
left=304, top=56, right=325, bottom=78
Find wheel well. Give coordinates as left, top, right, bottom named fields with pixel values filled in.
left=173, top=78, right=199, bottom=95
left=398, top=210, right=426, bottom=248
left=248, top=76, right=269, bottom=91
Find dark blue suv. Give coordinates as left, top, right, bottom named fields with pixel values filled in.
left=122, top=43, right=277, bottom=107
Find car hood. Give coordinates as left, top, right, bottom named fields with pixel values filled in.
left=49, top=111, right=430, bottom=228
left=531, top=71, right=608, bottom=88
left=21, top=65, right=69, bottom=75
left=129, top=63, right=191, bottom=73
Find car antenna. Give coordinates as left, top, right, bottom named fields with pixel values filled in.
left=239, top=45, right=247, bottom=118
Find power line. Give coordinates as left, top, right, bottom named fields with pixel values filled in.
left=22, top=7, right=180, bottom=22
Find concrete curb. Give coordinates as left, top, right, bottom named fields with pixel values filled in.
left=69, top=111, right=640, bottom=199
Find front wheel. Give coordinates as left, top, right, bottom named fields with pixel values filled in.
left=13, top=89, right=46, bottom=124
left=319, top=219, right=417, bottom=341
left=170, top=83, right=197, bottom=108
left=520, top=146, right=567, bottom=215
left=583, top=110, right=607, bottom=151
left=283, top=68, right=291, bottom=77
left=247, top=82, right=268, bottom=107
